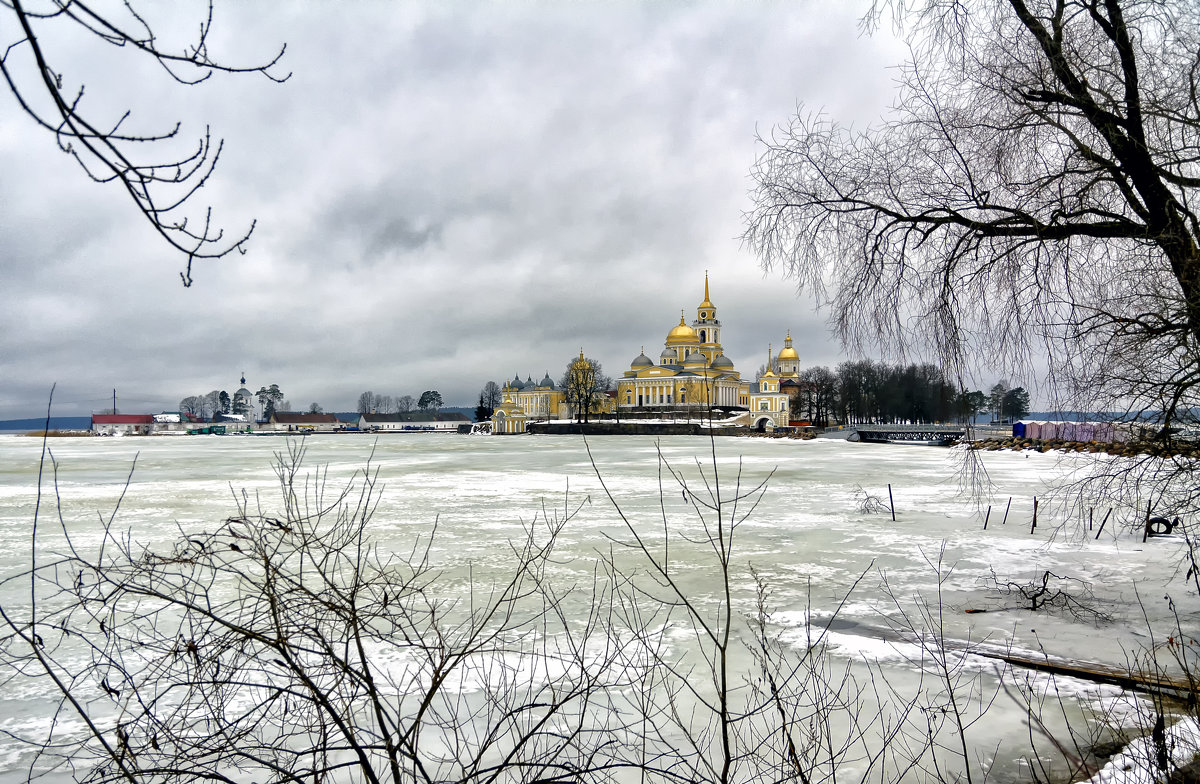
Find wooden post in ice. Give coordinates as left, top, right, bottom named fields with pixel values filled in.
left=983, top=506, right=992, bottom=530
left=888, top=484, right=895, bottom=522
left=1142, top=501, right=1153, bottom=543
left=1089, top=508, right=1094, bottom=531
left=1002, top=497, right=1012, bottom=525
left=1030, top=497, right=1038, bottom=534
left=1094, top=508, right=1112, bottom=540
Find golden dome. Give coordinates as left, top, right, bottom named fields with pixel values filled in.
left=666, top=312, right=698, bottom=344
left=778, top=331, right=799, bottom=361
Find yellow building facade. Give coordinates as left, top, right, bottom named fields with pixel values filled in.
left=491, top=277, right=795, bottom=433
left=617, top=277, right=790, bottom=430
left=504, top=372, right=565, bottom=420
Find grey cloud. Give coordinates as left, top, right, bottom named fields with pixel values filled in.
left=0, top=2, right=905, bottom=417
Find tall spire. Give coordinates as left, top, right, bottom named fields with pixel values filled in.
left=699, top=271, right=714, bottom=310
left=762, top=343, right=777, bottom=377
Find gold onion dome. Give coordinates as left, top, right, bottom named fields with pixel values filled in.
left=778, top=331, right=799, bottom=361
left=666, top=312, right=698, bottom=344
left=496, top=392, right=523, bottom=414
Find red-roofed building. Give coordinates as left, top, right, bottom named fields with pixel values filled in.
left=91, top=414, right=155, bottom=436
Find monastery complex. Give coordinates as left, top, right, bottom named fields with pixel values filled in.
left=491, top=276, right=799, bottom=434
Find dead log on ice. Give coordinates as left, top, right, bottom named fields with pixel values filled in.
left=825, top=617, right=1196, bottom=700
left=972, top=648, right=1197, bottom=701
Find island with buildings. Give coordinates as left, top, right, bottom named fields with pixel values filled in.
left=489, top=276, right=801, bottom=435
left=78, top=276, right=1014, bottom=440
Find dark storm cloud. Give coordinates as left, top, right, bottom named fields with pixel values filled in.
left=0, top=2, right=905, bottom=417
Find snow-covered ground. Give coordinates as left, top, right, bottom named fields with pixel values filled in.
left=0, top=433, right=1194, bottom=782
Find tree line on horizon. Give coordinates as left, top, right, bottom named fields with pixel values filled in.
left=356, top=390, right=443, bottom=416
left=788, top=361, right=1030, bottom=427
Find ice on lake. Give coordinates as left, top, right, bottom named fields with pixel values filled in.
left=0, top=432, right=1194, bottom=783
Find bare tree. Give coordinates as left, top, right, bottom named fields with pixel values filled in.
left=745, top=1, right=1200, bottom=441
left=2, top=2, right=288, bottom=284
left=798, top=365, right=838, bottom=426
left=481, top=380, right=502, bottom=410
left=396, top=394, right=414, bottom=413
left=3, top=443, right=637, bottom=782
left=376, top=394, right=394, bottom=414
left=560, top=354, right=609, bottom=423
left=201, top=389, right=222, bottom=419
left=356, top=390, right=376, bottom=415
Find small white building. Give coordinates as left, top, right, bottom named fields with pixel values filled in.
left=91, top=414, right=155, bottom=435
left=268, top=412, right=342, bottom=432
left=359, top=412, right=471, bottom=432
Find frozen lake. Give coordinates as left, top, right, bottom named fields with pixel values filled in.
left=0, top=432, right=1193, bottom=782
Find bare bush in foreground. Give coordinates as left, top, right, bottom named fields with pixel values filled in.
left=1, top=441, right=634, bottom=782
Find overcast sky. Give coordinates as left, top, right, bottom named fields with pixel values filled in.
left=0, top=2, right=910, bottom=418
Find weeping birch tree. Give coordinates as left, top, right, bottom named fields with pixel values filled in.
left=746, top=0, right=1199, bottom=422
left=745, top=0, right=1200, bottom=512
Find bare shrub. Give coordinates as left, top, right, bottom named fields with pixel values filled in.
left=0, top=441, right=635, bottom=782
left=983, top=569, right=1113, bottom=623
left=855, top=484, right=890, bottom=515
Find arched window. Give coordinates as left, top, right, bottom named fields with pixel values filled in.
left=700, top=330, right=707, bottom=343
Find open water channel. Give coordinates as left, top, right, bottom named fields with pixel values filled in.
left=0, top=432, right=1193, bottom=782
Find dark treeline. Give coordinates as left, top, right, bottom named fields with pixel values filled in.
left=791, top=360, right=1005, bottom=426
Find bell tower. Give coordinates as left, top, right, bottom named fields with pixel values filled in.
left=693, top=272, right=721, bottom=357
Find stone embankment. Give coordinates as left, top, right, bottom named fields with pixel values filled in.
left=526, top=422, right=821, bottom=438
left=970, top=436, right=1200, bottom=459
left=730, top=430, right=818, bottom=440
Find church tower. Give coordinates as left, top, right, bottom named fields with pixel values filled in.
left=759, top=345, right=779, bottom=394
left=776, top=331, right=800, bottom=377
left=692, top=272, right=722, bottom=361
